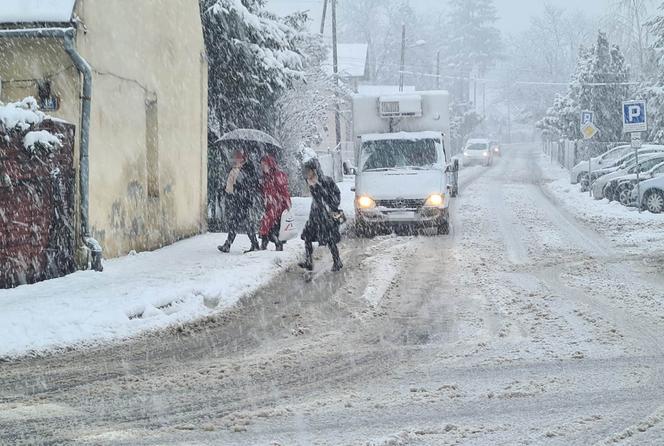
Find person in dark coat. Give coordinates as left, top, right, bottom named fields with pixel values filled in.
left=218, top=149, right=260, bottom=253
left=299, top=158, right=343, bottom=272
left=259, top=154, right=291, bottom=251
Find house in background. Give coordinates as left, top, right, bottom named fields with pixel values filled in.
left=0, top=0, right=208, bottom=261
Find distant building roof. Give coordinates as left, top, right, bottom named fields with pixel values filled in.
left=0, top=0, right=76, bottom=24
left=324, top=43, right=368, bottom=78
left=357, top=85, right=416, bottom=95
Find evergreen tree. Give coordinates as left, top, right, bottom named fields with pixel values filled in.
left=444, top=0, right=501, bottom=79
left=643, top=3, right=664, bottom=143
left=538, top=32, right=630, bottom=142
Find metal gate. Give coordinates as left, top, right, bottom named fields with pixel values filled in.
left=0, top=121, right=76, bottom=288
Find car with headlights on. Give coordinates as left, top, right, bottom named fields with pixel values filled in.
left=462, top=138, right=493, bottom=166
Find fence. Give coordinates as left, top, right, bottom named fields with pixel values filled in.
left=0, top=120, right=77, bottom=288
left=543, top=139, right=629, bottom=171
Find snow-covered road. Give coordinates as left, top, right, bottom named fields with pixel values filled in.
left=4, top=144, right=664, bottom=445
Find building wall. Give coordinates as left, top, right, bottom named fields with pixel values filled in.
left=75, top=0, right=208, bottom=257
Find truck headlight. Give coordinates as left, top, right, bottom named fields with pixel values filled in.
left=425, top=193, right=445, bottom=207
left=464, top=151, right=470, bottom=156
left=483, top=151, right=489, bottom=157
left=356, top=196, right=376, bottom=209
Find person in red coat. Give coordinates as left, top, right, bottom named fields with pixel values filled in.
left=259, top=154, right=291, bottom=251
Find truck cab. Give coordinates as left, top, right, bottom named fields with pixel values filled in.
left=352, top=91, right=458, bottom=235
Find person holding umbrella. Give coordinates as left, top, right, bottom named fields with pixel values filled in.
left=218, top=149, right=261, bottom=253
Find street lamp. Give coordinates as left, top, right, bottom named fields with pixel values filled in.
left=399, top=24, right=426, bottom=92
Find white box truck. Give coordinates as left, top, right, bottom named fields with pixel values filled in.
left=352, top=90, right=458, bottom=235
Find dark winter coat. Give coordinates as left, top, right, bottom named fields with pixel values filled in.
left=259, top=155, right=291, bottom=237
left=301, top=159, right=341, bottom=245
left=223, top=161, right=260, bottom=233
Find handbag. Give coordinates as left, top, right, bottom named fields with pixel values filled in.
left=330, top=209, right=347, bottom=225
left=278, top=208, right=298, bottom=241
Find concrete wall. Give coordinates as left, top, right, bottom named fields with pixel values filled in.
left=0, top=0, right=208, bottom=259
left=76, top=0, right=208, bottom=257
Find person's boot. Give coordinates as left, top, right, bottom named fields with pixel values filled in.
left=330, top=245, right=343, bottom=272
left=218, top=241, right=231, bottom=253
left=298, top=251, right=313, bottom=270
left=275, top=242, right=284, bottom=252
left=260, top=237, right=269, bottom=251
left=243, top=242, right=260, bottom=254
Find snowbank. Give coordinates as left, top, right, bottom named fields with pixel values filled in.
left=0, top=179, right=356, bottom=359
left=539, top=154, right=664, bottom=253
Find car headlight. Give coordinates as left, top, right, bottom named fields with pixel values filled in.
left=493, top=147, right=499, bottom=152
left=356, top=196, right=376, bottom=209
left=464, top=151, right=470, bottom=156
left=483, top=151, right=489, bottom=157
left=425, top=193, right=445, bottom=207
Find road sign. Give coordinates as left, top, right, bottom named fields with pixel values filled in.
left=623, top=100, right=647, bottom=133
left=580, top=110, right=594, bottom=126
left=631, top=132, right=642, bottom=149
left=581, top=122, right=599, bottom=139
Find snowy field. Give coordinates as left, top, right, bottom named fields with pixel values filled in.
left=0, top=179, right=356, bottom=359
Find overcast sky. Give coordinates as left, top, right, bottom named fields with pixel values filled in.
left=265, top=0, right=609, bottom=34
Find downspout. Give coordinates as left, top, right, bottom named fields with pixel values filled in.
left=0, top=27, right=102, bottom=271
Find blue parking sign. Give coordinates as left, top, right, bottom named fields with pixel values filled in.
left=623, top=100, right=647, bottom=133
left=580, top=110, right=593, bottom=126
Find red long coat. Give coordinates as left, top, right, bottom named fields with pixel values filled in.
left=259, top=156, right=291, bottom=236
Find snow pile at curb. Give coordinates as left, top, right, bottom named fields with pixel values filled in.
left=538, top=154, right=664, bottom=252
left=0, top=180, right=356, bottom=359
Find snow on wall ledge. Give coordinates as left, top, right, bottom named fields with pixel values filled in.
left=0, top=97, right=48, bottom=132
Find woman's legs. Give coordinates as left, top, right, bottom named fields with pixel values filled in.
left=298, top=240, right=314, bottom=270
left=218, top=231, right=237, bottom=253
left=268, top=221, right=283, bottom=251
left=329, top=243, right=343, bottom=271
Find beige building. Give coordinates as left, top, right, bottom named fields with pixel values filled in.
left=0, top=0, right=208, bottom=260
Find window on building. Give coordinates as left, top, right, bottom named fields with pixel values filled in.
left=145, top=97, right=160, bottom=199
left=37, top=80, right=59, bottom=111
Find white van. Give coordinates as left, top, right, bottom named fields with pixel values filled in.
left=352, top=91, right=458, bottom=235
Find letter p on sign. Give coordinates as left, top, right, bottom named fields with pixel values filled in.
left=623, top=100, right=647, bottom=133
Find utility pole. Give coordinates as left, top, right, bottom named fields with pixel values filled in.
left=399, top=24, right=406, bottom=92
left=320, top=0, right=328, bottom=35
left=331, top=0, right=341, bottom=146
left=436, top=50, right=440, bottom=90
left=482, top=82, right=486, bottom=116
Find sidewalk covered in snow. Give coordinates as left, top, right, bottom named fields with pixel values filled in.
left=0, top=180, right=355, bottom=359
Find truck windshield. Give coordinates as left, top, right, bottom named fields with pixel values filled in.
left=361, top=138, right=439, bottom=172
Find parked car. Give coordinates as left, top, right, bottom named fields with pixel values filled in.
left=571, top=144, right=664, bottom=186
left=463, top=138, right=493, bottom=166
left=587, top=148, right=664, bottom=193
left=602, top=157, right=664, bottom=203
left=633, top=173, right=664, bottom=213
left=592, top=153, right=664, bottom=200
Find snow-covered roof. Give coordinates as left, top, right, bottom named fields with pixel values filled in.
left=324, top=43, right=368, bottom=78
left=0, top=0, right=76, bottom=24
left=361, top=131, right=442, bottom=143
left=358, top=85, right=416, bottom=95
